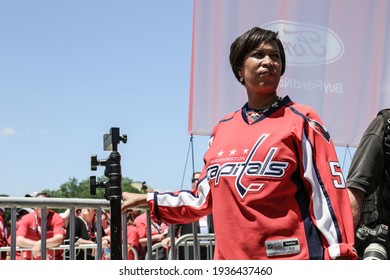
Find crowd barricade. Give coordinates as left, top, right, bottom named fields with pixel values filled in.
left=145, top=242, right=169, bottom=260
left=145, top=233, right=215, bottom=260
left=0, top=197, right=213, bottom=260
left=0, top=244, right=139, bottom=260
left=0, top=196, right=132, bottom=260
left=171, top=233, right=215, bottom=260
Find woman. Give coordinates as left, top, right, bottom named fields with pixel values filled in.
left=64, top=208, right=106, bottom=260
left=122, top=27, right=357, bottom=260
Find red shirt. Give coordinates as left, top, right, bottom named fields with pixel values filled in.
left=134, top=213, right=168, bottom=239
left=16, top=210, right=65, bottom=260
left=0, top=215, right=5, bottom=247
left=126, top=224, right=140, bottom=260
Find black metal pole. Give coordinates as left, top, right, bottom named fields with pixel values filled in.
left=90, top=127, right=127, bottom=260
left=106, top=151, right=122, bottom=260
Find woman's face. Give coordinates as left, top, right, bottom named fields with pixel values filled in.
left=239, top=40, right=282, bottom=96
left=82, top=208, right=96, bottom=222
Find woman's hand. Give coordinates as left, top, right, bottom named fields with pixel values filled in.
left=121, top=192, right=148, bottom=212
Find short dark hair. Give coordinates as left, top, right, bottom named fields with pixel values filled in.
left=229, top=27, right=286, bottom=84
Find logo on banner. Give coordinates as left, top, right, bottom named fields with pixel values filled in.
left=263, top=20, right=344, bottom=66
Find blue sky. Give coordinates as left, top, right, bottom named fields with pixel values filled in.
left=0, top=0, right=211, bottom=197
left=0, top=1, right=356, bottom=197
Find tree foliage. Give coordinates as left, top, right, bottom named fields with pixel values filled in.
left=41, top=177, right=142, bottom=199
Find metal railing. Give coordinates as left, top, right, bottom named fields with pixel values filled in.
left=1, top=196, right=113, bottom=260
left=146, top=233, right=215, bottom=260
left=0, top=197, right=214, bottom=260
left=171, top=233, right=215, bottom=260
left=0, top=243, right=139, bottom=260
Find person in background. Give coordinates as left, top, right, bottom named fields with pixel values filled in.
left=5, top=208, right=34, bottom=260
left=122, top=27, right=357, bottom=260
left=347, top=109, right=390, bottom=259
left=25, top=192, right=39, bottom=198
left=0, top=208, right=6, bottom=260
left=125, top=210, right=141, bottom=260
left=4, top=194, right=36, bottom=260
left=64, top=208, right=106, bottom=260
left=100, top=210, right=112, bottom=260
left=101, top=209, right=110, bottom=236
left=15, top=192, right=65, bottom=260
left=134, top=211, right=169, bottom=259
left=17, top=208, right=34, bottom=220
left=59, top=208, right=71, bottom=238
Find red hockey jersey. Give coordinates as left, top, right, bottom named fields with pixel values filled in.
left=147, top=96, right=357, bottom=260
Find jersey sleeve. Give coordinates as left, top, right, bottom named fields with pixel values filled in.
left=147, top=176, right=213, bottom=224
left=147, top=131, right=215, bottom=225
left=301, top=110, right=357, bottom=259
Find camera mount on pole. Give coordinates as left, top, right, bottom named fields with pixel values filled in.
left=90, top=127, right=127, bottom=260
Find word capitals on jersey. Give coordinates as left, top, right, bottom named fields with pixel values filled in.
left=206, top=134, right=289, bottom=199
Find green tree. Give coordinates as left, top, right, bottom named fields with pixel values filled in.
left=42, top=176, right=142, bottom=199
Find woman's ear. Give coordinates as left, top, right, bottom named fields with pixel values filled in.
left=238, top=69, right=244, bottom=84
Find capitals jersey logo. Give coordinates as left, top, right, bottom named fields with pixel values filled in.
left=307, top=117, right=331, bottom=143
left=206, top=134, right=289, bottom=198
